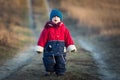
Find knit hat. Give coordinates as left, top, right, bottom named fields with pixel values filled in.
left=50, top=9, right=62, bottom=21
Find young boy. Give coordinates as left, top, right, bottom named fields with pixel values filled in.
left=35, top=9, right=77, bottom=76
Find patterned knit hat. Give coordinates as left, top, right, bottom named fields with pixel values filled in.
left=50, top=9, right=62, bottom=21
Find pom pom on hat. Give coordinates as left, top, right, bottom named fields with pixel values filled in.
left=50, top=9, right=62, bottom=21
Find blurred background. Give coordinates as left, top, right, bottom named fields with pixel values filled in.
left=0, top=0, right=31, bottom=61
left=0, top=0, right=120, bottom=80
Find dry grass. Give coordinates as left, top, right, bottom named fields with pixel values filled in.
left=0, top=24, right=34, bottom=61
left=33, top=0, right=47, bottom=14
left=0, top=0, right=33, bottom=61
left=0, top=24, right=18, bottom=48
left=60, top=0, right=120, bottom=36
left=10, top=25, right=34, bottom=45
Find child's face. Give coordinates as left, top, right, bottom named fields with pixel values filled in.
left=52, top=16, right=61, bottom=24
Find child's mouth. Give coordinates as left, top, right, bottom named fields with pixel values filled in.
left=54, top=20, right=57, bottom=22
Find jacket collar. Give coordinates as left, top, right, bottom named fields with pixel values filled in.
left=45, top=21, right=63, bottom=28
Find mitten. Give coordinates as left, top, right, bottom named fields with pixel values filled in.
left=36, top=51, right=42, bottom=54
left=35, top=46, right=44, bottom=54
left=67, top=45, right=77, bottom=53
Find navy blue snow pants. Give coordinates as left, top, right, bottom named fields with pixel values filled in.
left=43, top=41, right=66, bottom=75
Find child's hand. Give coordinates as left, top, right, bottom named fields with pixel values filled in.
left=71, top=49, right=75, bottom=52
left=67, top=45, right=77, bottom=53
left=36, top=51, right=42, bottom=54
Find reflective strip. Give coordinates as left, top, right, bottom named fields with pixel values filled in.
left=61, top=54, right=66, bottom=64
left=52, top=54, right=56, bottom=63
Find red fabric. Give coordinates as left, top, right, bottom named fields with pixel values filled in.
left=37, top=21, right=74, bottom=47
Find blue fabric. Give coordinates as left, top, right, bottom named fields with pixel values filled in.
left=43, top=41, right=65, bottom=56
left=54, top=54, right=66, bottom=75
left=43, top=55, right=55, bottom=72
left=43, top=41, right=66, bottom=74
left=50, top=9, right=62, bottom=21
left=43, top=54, right=66, bottom=74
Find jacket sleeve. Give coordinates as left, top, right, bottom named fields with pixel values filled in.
left=35, top=28, right=48, bottom=52
left=64, top=28, right=77, bottom=52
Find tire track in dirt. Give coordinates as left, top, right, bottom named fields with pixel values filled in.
left=0, top=46, right=37, bottom=80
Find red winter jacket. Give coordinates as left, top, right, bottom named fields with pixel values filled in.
left=36, top=21, right=76, bottom=52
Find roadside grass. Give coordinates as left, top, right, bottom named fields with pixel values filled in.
left=0, top=25, right=34, bottom=62
left=10, top=25, right=34, bottom=46
left=0, top=0, right=33, bottom=63
left=60, top=0, right=120, bottom=36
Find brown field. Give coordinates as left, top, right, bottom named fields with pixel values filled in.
left=55, top=0, right=120, bottom=36
left=0, top=24, right=34, bottom=62
left=0, top=0, right=33, bottom=61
